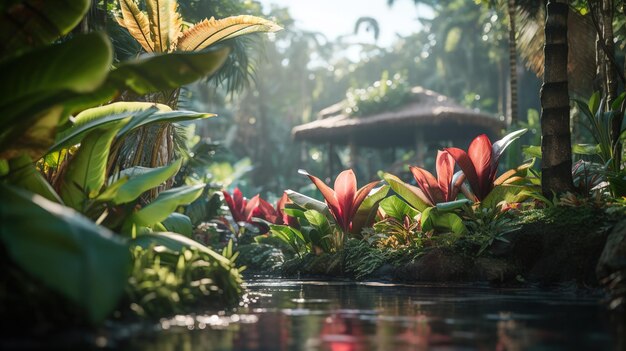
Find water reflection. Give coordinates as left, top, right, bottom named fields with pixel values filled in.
left=122, top=278, right=616, bottom=350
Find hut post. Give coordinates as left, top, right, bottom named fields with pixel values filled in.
left=415, top=129, right=426, bottom=167
left=348, top=137, right=358, bottom=170
left=327, top=143, right=334, bottom=178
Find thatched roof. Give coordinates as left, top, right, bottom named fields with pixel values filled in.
left=292, top=87, right=505, bottom=148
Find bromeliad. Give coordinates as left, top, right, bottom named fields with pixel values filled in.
left=299, top=169, right=379, bottom=233
left=409, top=150, right=462, bottom=206
left=222, top=188, right=289, bottom=225
left=444, top=129, right=526, bottom=201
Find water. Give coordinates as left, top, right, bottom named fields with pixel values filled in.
left=121, top=278, right=622, bottom=351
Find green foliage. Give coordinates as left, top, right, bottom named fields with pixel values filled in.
left=383, top=173, right=429, bottom=211
left=269, top=224, right=310, bottom=257
left=0, top=0, right=90, bottom=59
left=124, top=244, right=242, bottom=318
left=574, top=92, right=626, bottom=196
left=420, top=207, right=467, bottom=236
left=0, top=185, right=130, bottom=323
left=378, top=195, right=419, bottom=220
left=161, top=213, right=194, bottom=237
left=344, top=239, right=387, bottom=279
left=345, top=71, right=410, bottom=117
left=6, top=154, right=62, bottom=203
left=0, top=32, right=112, bottom=159
left=124, top=184, right=205, bottom=231
left=99, top=159, right=183, bottom=204
left=108, top=46, right=231, bottom=95
left=462, top=206, right=520, bottom=255
left=60, top=120, right=128, bottom=210
left=236, top=243, right=285, bottom=272
left=351, top=185, right=389, bottom=236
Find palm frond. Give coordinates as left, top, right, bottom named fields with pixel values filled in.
left=177, top=15, right=282, bottom=52
left=209, top=36, right=260, bottom=94
left=145, top=0, right=175, bottom=52
left=116, top=0, right=155, bottom=52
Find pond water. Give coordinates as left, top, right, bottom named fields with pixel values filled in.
left=121, top=278, right=622, bottom=351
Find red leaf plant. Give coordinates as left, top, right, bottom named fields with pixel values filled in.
left=222, top=188, right=249, bottom=223
left=299, top=169, right=379, bottom=233
left=246, top=195, right=281, bottom=224
left=276, top=192, right=299, bottom=227
left=444, top=133, right=520, bottom=201
left=223, top=188, right=294, bottom=225
left=409, top=150, right=462, bottom=206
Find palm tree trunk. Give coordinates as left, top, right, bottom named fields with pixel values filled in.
left=540, top=0, right=574, bottom=196
left=507, top=0, right=519, bottom=126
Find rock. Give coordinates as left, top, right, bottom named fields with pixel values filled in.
left=393, top=248, right=477, bottom=282
left=597, top=219, right=626, bottom=279
left=597, top=219, right=626, bottom=311
left=475, top=257, right=519, bottom=283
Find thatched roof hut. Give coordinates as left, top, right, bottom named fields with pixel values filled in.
left=292, top=87, right=505, bottom=148
left=292, top=87, right=505, bottom=177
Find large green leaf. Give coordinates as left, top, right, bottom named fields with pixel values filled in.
left=51, top=102, right=213, bottom=152
left=0, top=32, right=111, bottom=109
left=161, top=213, right=193, bottom=237
left=116, top=109, right=216, bottom=138
left=420, top=207, right=466, bottom=235
left=127, top=184, right=205, bottom=228
left=0, top=0, right=90, bottom=59
left=383, top=173, right=429, bottom=211
left=59, top=120, right=128, bottom=210
left=304, top=210, right=332, bottom=237
left=6, top=154, right=62, bottom=203
left=51, top=103, right=163, bottom=151
left=269, top=224, right=309, bottom=256
left=98, top=159, right=183, bottom=205
left=0, top=33, right=112, bottom=157
left=285, top=189, right=331, bottom=216
left=131, top=231, right=231, bottom=266
left=106, top=46, right=231, bottom=95
left=481, top=185, right=529, bottom=209
left=0, top=184, right=130, bottom=323
left=379, top=195, right=419, bottom=221
left=351, top=185, right=389, bottom=236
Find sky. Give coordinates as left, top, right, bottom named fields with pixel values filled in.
left=258, top=0, right=432, bottom=49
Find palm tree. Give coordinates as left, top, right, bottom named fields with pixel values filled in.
left=507, top=0, right=518, bottom=125
left=540, top=0, right=574, bottom=195
left=112, top=0, right=281, bottom=176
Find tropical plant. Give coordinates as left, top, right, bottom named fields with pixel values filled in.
left=409, top=150, right=463, bottom=206
left=298, top=169, right=380, bottom=234
left=116, top=0, right=282, bottom=55
left=574, top=91, right=626, bottom=196
left=113, top=0, right=282, bottom=185
left=461, top=205, right=520, bottom=255
left=444, top=129, right=527, bottom=201
left=0, top=1, right=246, bottom=325
left=125, top=237, right=243, bottom=317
